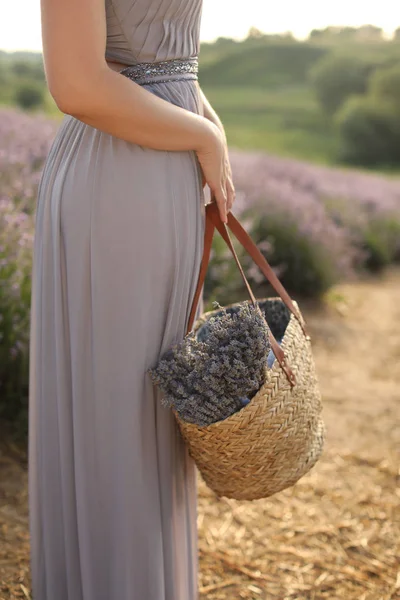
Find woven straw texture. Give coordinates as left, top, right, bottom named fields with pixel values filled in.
left=176, top=298, right=325, bottom=501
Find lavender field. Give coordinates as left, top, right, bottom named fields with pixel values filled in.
left=1, top=104, right=400, bottom=429
left=1, top=106, right=400, bottom=600
left=0, top=108, right=59, bottom=431
left=227, top=148, right=400, bottom=294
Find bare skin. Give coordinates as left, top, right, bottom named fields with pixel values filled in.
left=40, top=0, right=235, bottom=221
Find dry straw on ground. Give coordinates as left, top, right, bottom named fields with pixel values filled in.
left=197, top=268, right=400, bottom=600
left=198, top=448, right=399, bottom=599
left=1, top=269, right=399, bottom=600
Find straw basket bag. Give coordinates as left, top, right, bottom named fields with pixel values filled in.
left=177, top=201, right=325, bottom=501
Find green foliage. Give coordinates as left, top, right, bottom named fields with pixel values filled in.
left=0, top=59, right=9, bottom=85
left=0, top=54, right=46, bottom=111
left=368, top=64, right=400, bottom=108
left=205, top=233, right=247, bottom=306
left=206, top=209, right=340, bottom=302
left=14, top=80, right=45, bottom=110
left=12, top=60, right=37, bottom=78
left=198, top=37, right=400, bottom=168
left=310, top=26, right=359, bottom=40
left=200, top=85, right=337, bottom=164
left=309, top=54, right=373, bottom=115
left=335, top=95, right=400, bottom=166
left=0, top=209, right=32, bottom=441
left=322, top=196, right=400, bottom=272
left=309, top=25, right=383, bottom=43
left=362, top=215, right=400, bottom=271
left=199, top=42, right=327, bottom=88
left=1, top=40, right=400, bottom=169
left=0, top=60, right=13, bottom=104
left=246, top=213, right=339, bottom=297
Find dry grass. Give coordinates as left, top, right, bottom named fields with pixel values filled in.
left=1, top=268, right=400, bottom=600
left=198, top=449, right=399, bottom=599
left=197, top=267, right=400, bottom=600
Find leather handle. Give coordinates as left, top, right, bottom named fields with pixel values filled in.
left=224, top=206, right=309, bottom=338
left=186, top=203, right=215, bottom=334
left=188, top=200, right=308, bottom=337
left=207, top=206, right=296, bottom=386
left=186, top=199, right=302, bottom=387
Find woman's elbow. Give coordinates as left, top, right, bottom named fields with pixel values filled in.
left=48, top=72, right=102, bottom=116
left=51, top=94, right=78, bottom=115
left=50, top=87, right=89, bottom=116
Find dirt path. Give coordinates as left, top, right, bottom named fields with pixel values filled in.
left=198, top=268, right=400, bottom=599
left=310, top=268, right=400, bottom=456
left=1, top=269, right=399, bottom=599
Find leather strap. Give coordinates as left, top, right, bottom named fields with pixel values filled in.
left=186, top=204, right=215, bottom=334
left=188, top=201, right=308, bottom=335
left=186, top=200, right=310, bottom=387
left=225, top=206, right=309, bottom=338
left=206, top=206, right=296, bottom=385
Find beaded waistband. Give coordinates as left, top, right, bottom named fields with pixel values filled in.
left=119, top=57, right=199, bottom=86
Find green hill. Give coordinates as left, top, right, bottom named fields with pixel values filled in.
left=199, top=41, right=328, bottom=88
left=2, top=34, right=400, bottom=168
left=197, top=37, right=400, bottom=166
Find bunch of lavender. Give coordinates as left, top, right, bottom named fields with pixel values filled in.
left=148, top=301, right=271, bottom=426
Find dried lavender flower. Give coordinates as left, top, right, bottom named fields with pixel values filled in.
left=148, top=301, right=271, bottom=426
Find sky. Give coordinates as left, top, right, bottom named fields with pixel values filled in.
left=0, top=0, right=399, bottom=53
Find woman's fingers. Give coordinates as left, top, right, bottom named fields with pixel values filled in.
left=212, top=185, right=228, bottom=223
left=196, top=137, right=235, bottom=220
left=222, top=148, right=235, bottom=213
left=224, top=176, right=234, bottom=212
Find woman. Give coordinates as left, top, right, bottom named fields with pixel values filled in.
left=28, top=0, right=235, bottom=598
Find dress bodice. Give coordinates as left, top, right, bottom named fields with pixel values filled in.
left=105, top=0, right=203, bottom=65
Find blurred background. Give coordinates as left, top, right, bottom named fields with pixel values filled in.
left=0, top=1, right=399, bottom=599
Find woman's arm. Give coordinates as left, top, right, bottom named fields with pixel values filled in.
left=198, top=87, right=236, bottom=211
left=40, top=0, right=230, bottom=221
left=41, top=0, right=217, bottom=153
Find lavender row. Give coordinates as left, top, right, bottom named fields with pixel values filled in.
left=224, top=149, right=400, bottom=294
left=1, top=107, right=400, bottom=429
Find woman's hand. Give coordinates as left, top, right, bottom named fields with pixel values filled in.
left=221, top=143, right=236, bottom=214
left=195, top=121, right=235, bottom=223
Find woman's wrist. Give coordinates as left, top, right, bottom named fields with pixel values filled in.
left=198, top=86, right=227, bottom=144
left=205, top=114, right=227, bottom=144
left=194, top=118, right=223, bottom=153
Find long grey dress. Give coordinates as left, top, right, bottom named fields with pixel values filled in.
left=28, top=1, right=206, bottom=599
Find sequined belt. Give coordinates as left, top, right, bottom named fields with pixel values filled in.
left=119, top=57, right=199, bottom=86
